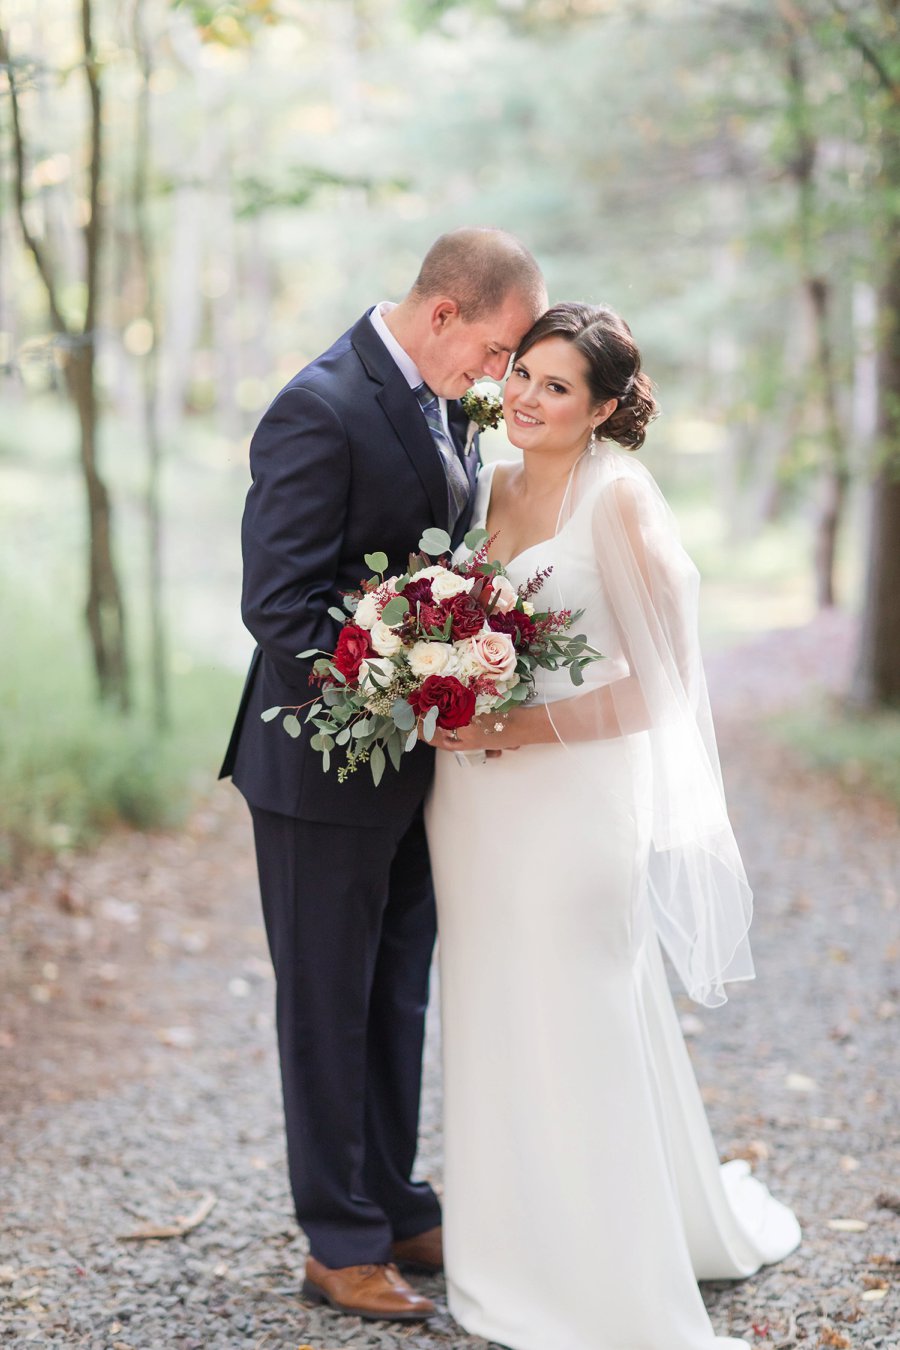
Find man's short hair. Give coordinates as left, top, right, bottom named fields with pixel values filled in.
left=410, top=227, right=545, bottom=323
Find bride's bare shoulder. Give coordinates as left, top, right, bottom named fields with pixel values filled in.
left=484, top=458, right=518, bottom=503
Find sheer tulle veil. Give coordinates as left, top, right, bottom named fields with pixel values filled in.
left=538, top=445, right=754, bottom=1008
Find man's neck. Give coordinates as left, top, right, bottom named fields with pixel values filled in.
left=382, top=300, right=420, bottom=363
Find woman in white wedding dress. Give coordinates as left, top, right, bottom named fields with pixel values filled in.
left=424, top=303, right=801, bottom=1350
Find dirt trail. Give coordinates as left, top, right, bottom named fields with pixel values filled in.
left=1, top=612, right=898, bottom=1349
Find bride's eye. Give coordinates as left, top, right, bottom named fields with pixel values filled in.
left=512, top=364, right=527, bottom=379
left=548, top=382, right=567, bottom=395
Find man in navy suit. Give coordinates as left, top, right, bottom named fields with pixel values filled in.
left=221, top=228, right=545, bottom=1321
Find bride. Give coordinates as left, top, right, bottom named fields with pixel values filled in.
left=425, top=303, right=801, bottom=1350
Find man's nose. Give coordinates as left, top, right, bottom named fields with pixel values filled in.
left=482, top=351, right=510, bottom=380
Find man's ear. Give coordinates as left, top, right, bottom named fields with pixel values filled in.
left=430, top=297, right=460, bottom=333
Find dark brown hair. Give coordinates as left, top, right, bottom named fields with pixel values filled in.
left=410, top=227, right=546, bottom=324
left=515, top=302, right=658, bottom=451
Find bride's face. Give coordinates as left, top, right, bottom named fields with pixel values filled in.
left=503, top=336, right=610, bottom=457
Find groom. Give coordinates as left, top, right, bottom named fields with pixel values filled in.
left=221, top=228, right=546, bottom=1321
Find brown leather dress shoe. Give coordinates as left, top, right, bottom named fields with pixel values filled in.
left=302, top=1256, right=436, bottom=1321
left=391, top=1224, right=444, bottom=1273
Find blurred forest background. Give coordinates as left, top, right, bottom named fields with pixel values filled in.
left=1, top=0, right=898, bottom=877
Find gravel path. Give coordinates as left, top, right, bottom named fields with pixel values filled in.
left=2, top=615, right=898, bottom=1350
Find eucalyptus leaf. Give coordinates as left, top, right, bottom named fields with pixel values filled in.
left=405, top=726, right=419, bottom=753
left=364, top=551, right=389, bottom=574
left=304, top=702, right=323, bottom=722
left=419, top=527, right=452, bottom=556
left=387, top=734, right=403, bottom=772
left=322, top=749, right=331, bottom=772
left=297, top=649, right=319, bottom=659
left=370, top=743, right=386, bottom=787
left=380, top=596, right=410, bottom=626
left=463, top=527, right=490, bottom=551
left=571, top=666, right=585, bottom=686
left=261, top=706, right=282, bottom=722
left=422, top=706, right=439, bottom=741
left=283, top=714, right=302, bottom=738
left=391, top=698, right=416, bottom=731
left=328, top=606, right=347, bottom=623
left=336, top=727, right=351, bottom=745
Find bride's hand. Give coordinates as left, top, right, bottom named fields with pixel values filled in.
left=431, top=715, right=524, bottom=754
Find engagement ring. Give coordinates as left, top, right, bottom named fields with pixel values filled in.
left=449, top=729, right=460, bottom=742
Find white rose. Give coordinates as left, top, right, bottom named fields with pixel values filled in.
left=466, top=631, right=518, bottom=681
left=488, top=574, right=518, bottom=612
left=407, top=640, right=457, bottom=678
left=430, top=571, right=475, bottom=602
left=354, top=593, right=379, bottom=629
left=522, top=600, right=535, bottom=616
left=411, top=565, right=443, bottom=581
left=370, top=619, right=404, bottom=656
left=358, top=657, right=396, bottom=696
left=474, top=691, right=500, bottom=717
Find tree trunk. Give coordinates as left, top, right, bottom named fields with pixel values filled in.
left=67, top=343, right=130, bottom=710
left=851, top=161, right=900, bottom=707
left=784, top=35, right=849, bottom=609
left=807, top=277, right=850, bottom=609
left=0, top=7, right=130, bottom=710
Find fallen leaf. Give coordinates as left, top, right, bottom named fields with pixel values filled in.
left=818, top=1330, right=850, bottom=1348
left=875, top=1192, right=900, bottom=1214
left=785, top=1073, right=817, bottom=1092
left=827, top=1219, right=868, bottom=1233
left=119, top=1191, right=216, bottom=1241
left=722, top=1141, right=770, bottom=1166
left=861, top=1288, right=887, bottom=1302
left=156, top=1026, right=196, bottom=1049
left=839, top=1156, right=860, bottom=1172
left=862, top=1276, right=889, bottom=1290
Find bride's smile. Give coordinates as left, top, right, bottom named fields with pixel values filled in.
left=503, top=334, right=616, bottom=461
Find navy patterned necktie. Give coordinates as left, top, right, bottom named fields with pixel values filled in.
left=414, top=382, right=469, bottom=532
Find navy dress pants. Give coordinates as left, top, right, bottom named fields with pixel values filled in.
left=248, top=801, right=442, bottom=1268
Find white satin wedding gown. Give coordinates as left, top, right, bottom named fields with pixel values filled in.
left=425, top=458, right=800, bottom=1350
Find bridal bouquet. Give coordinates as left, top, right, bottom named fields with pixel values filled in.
left=263, top=525, right=600, bottom=785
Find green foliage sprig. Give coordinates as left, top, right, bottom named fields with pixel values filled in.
left=461, top=388, right=504, bottom=431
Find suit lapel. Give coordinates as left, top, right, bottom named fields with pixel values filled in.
left=351, top=314, right=450, bottom=533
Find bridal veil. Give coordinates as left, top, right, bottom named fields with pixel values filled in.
left=537, top=447, right=755, bottom=1008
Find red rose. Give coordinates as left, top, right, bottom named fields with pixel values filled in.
left=447, top=593, right=486, bottom=641
left=408, top=675, right=476, bottom=730
left=488, top=609, right=537, bottom=648
left=332, top=624, right=372, bottom=681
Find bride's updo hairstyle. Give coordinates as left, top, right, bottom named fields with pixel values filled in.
left=514, top=302, right=658, bottom=451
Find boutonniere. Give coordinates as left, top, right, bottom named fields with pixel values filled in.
left=461, top=387, right=504, bottom=455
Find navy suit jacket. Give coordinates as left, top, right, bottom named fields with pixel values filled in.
left=220, top=309, right=480, bottom=825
